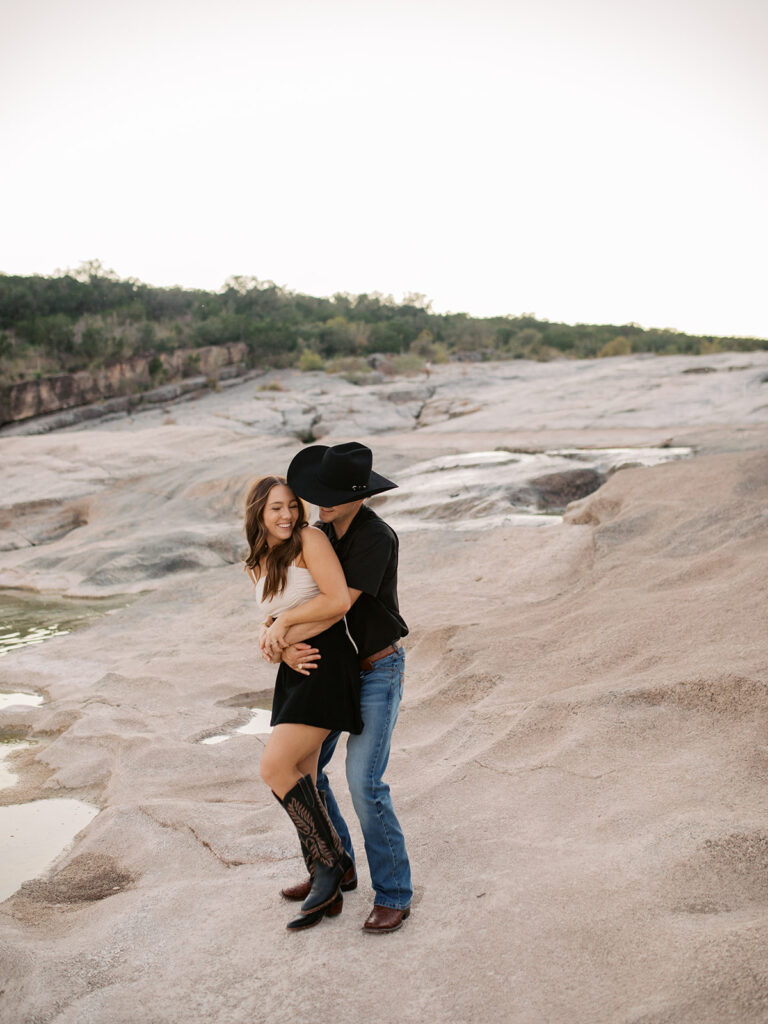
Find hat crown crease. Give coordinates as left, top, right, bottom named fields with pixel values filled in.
left=319, top=447, right=371, bottom=490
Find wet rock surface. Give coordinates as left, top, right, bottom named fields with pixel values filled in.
left=526, top=467, right=605, bottom=509
left=17, top=852, right=135, bottom=903
left=369, top=446, right=691, bottom=529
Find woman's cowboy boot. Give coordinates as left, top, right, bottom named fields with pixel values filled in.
left=286, top=890, right=343, bottom=931
left=276, top=789, right=357, bottom=899
left=280, top=774, right=345, bottom=915
left=278, top=788, right=357, bottom=900
left=281, top=857, right=357, bottom=901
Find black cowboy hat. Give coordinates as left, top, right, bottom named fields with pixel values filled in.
left=287, top=442, right=397, bottom=506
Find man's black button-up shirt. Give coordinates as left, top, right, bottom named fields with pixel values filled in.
left=319, top=504, right=408, bottom=661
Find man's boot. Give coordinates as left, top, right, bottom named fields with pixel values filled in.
left=280, top=823, right=314, bottom=900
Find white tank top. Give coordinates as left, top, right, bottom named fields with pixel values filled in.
left=253, top=564, right=358, bottom=653
left=254, top=564, right=320, bottom=617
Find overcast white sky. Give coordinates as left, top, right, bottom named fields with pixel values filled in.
left=2, top=0, right=766, bottom=337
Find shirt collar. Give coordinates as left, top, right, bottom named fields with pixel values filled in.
left=334, top=503, right=374, bottom=545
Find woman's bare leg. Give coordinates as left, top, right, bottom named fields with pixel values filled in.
left=297, top=747, right=321, bottom=784
left=264, top=725, right=347, bottom=917
left=260, top=723, right=329, bottom=799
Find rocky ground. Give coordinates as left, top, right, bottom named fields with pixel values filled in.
left=0, top=352, right=767, bottom=1024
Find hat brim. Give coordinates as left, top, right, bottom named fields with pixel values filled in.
left=287, top=444, right=398, bottom=507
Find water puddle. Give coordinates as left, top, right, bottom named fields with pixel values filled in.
left=201, top=707, right=273, bottom=744
left=0, top=738, right=34, bottom=790
left=0, top=692, right=44, bottom=711
left=0, top=591, right=133, bottom=657
left=0, top=799, right=99, bottom=903
left=369, top=446, right=691, bottom=530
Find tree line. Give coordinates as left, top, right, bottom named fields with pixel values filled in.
left=1, top=261, right=765, bottom=383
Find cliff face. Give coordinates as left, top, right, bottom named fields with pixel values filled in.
left=0, top=343, right=248, bottom=424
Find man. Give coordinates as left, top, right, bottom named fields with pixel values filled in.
left=272, top=441, right=413, bottom=933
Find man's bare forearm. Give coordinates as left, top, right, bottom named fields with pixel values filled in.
left=282, top=616, right=342, bottom=646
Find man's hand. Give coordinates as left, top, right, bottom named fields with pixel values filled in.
left=283, top=643, right=321, bottom=676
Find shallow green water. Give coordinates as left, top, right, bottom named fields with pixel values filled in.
left=0, top=591, right=134, bottom=658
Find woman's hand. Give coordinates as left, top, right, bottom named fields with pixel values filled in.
left=259, top=618, right=278, bottom=662
left=262, top=617, right=289, bottom=657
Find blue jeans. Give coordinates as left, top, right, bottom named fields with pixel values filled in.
left=317, top=647, right=412, bottom=911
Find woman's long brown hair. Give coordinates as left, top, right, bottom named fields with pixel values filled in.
left=244, top=476, right=308, bottom=600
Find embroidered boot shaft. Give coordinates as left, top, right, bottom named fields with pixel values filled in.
left=282, top=775, right=343, bottom=867
left=274, top=788, right=314, bottom=895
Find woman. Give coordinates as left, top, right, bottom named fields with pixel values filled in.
left=244, top=475, right=360, bottom=931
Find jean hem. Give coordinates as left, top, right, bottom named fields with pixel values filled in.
left=372, top=899, right=412, bottom=911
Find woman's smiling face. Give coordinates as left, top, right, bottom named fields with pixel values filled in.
left=262, top=484, right=300, bottom=546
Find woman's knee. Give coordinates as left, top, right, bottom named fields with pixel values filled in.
left=260, top=748, right=281, bottom=789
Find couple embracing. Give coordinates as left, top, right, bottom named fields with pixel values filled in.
left=245, top=442, right=412, bottom=933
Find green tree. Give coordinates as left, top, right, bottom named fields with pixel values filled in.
left=138, top=321, right=157, bottom=349
left=598, top=335, right=632, bottom=357
left=79, top=323, right=107, bottom=361
left=298, top=349, right=325, bottom=371
left=410, top=329, right=449, bottom=362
